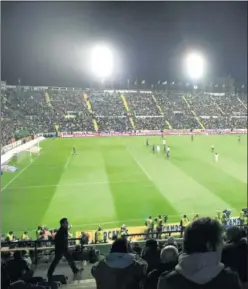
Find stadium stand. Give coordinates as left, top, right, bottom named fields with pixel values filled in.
left=1, top=84, right=247, bottom=289
left=1, top=86, right=247, bottom=145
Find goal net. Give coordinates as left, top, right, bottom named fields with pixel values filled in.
left=12, top=142, right=41, bottom=163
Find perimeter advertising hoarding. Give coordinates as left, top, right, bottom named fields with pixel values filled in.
left=76, top=216, right=242, bottom=243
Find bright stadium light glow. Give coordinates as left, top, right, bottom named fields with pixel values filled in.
left=91, top=45, right=113, bottom=78
left=185, top=52, right=205, bottom=80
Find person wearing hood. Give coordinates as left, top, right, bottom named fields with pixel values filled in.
left=158, top=217, right=242, bottom=289
left=221, top=226, right=248, bottom=285
left=146, top=245, right=178, bottom=289
left=91, top=238, right=147, bottom=289
left=141, top=239, right=161, bottom=273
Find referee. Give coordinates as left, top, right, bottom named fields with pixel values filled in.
left=47, top=218, right=81, bottom=281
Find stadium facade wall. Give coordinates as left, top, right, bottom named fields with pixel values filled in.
left=60, top=129, right=247, bottom=138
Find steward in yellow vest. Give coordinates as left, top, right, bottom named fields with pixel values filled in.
left=240, top=210, right=245, bottom=225
left=180, top=215, right=189, bottom=237
left=221, top=212, right=228, bottom=226
left=215, top=212, right=222, bottom=223
left=156, top=215, right=163, bottom=239
left=21, top=231, right=29, bottom=241
left=146, top=216, right=154, bottom=237
left=6, top=231, right=14, bottom=242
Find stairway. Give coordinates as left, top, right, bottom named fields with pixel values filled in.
left=237, top=97, right=247, bottom=110
left=83, top=94, right=99, bottom=132
left=120, top=94, right=136, bottom=130
left=55, top=124, right=60, bottom=136
left=152, top=94, right=172, bottom=129
left=182, top=95, right=205, bottom=129
left=45, top=92, right=52, bottom=107
left=209, top=95, right=225, bottom=115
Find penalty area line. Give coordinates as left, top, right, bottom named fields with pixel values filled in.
left=126, top=147, right=152, bottom=181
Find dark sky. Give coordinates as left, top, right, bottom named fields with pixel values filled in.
left=1, top=1, right=247, bottom=87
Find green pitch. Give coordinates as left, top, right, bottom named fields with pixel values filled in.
left=1, top=135, right=247, bottom=236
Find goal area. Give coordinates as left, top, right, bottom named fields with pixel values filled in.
left=12, top=142, right=41, bottom=163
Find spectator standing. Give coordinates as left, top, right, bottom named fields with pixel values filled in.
left=141, top=239, right=160, bottom=273
left=221, top=226, right=248, bottom=285
left=146, top=245, right=178, bottom=289
left=47, top=218, right=81, bottom=281
left=158, top=217, right=242, bottom=289
left=91, top=238, right=147, bottom=289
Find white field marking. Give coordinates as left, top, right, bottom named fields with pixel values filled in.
left=126, top=147, right=152, bottom=180
left=2, top=155, right=40, bottom=192
left=6, top=178, right=150, bottom=190
left=64, top=152, right=73, bottom=169
left=16, top=209, right=227, bottom=233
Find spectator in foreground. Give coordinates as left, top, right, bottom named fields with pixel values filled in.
left=7, top=251, right=32, bottom=282
left=141, top=239, right=160, bottom=273
left=146, top=245, right=178, bottom=289
left=158, top=217, right=242, bottom=289
left=221, top=226, right=248, bottom=285
left=132, top=242, right=142, bottom=256
left=91, top=238, right=147, bottom=289
left=47, top=218, right=81, bottom=282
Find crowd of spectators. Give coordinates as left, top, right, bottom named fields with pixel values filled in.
left=91, top=218, right=248, bottom=289
left=1, top=87, right=247, bottom=147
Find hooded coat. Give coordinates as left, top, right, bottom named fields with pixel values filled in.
left=158, top=252, right=242, bottom=289
left=91, top=252, right=147, bottom=289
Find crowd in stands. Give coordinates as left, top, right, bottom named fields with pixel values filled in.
left=1, top=86, right=247, bottom=146
left=91, top=218, right=247, bottom=289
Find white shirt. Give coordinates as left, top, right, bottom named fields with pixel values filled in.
left=167, top=147, right=170, bottom=152
left=162, top=140, right=166, bottom=145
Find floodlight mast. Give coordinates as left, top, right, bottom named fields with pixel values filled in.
left=91, top=45, right=114, bottom=79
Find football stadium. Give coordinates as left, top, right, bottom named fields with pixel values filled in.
left=1, top=2, right=247, bottom=289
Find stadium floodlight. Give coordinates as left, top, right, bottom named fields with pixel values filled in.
left=185, top=52, right=205, bottom=80
left=91, top=45, right=113, bottom=78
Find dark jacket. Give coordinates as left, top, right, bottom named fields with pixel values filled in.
left=54, top=227, right=68, bottom=253
left=158, top=252, right=242, bottom=289
left=146, top=262, right=177, bottom=289
left=141, top=242, right=160, bottom=273
left=92, top=252, right=147, bottom=289
left=221, top=238, right=248, bottom=282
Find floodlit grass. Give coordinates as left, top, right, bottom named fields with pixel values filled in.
left=1, top=135, right=247, bottom=236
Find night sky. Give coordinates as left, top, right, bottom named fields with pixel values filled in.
left=1, top=1, right=247, bottom=87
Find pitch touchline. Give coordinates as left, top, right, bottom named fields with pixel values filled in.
left=5, top=179, right=151, bottom=190
left=2, top=155, right=40, bottom=192
left=17, top=209, right=230, bottom=233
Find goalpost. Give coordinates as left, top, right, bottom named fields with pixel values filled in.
left=25, top=141, right=41, bottom=161
left=12, top=141, right=41, bottom=163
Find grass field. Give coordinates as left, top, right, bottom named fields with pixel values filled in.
left=1, top=135, right=247, bottom=236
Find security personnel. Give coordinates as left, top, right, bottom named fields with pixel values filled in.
left=193, top=214, right=199, bottom=221
left=146, top=216, right=154, bottom=237
left=21, top=231, right=29, bottom=241
left=221, top=211, right=228, bottom=226
left=157, top=215, right=163, bottom=239
left=6, top=231, right=14, bottom=242
left=153, top=218, right=158, bottom=239
left=180, top=215, right=189, bottom=237
left=240, top=210, right=245, bottom=226
left=36, top=226, right=42, bottom=239
left=215, top=211, right=222, bottom=223
left=117, top=225, right=128, bottom=238
left=95, top=226, right=104, bottom=243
